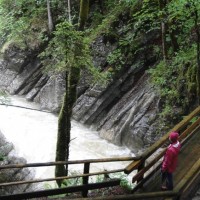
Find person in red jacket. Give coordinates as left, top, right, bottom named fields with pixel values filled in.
left=161, top=131, right=181, bottom=190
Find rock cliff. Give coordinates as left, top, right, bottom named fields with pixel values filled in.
left=0, top=34, right=161, bottom=154
left=0, top=130, right=34, bottom=195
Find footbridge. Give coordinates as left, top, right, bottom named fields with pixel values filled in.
left=0, top=107, right=200, bottom=200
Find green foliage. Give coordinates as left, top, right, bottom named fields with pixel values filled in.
left=89, top=12, right=104, bottom=28
left=119, top=175, right=133, bottom=191
left=107, top=49, right=125, bottom=73
left=166, top=0, right=200, bottom=48
left=149, top=45, right=197, bottom=119
left=189, top=116, right=199, bottom=124
left=89, top=2, right=127, bottom=41
left=40, top=21, right=107, bottom=85
left=131, top=0, right=199, bottom=119
left=44, top=170, right=82, bottom=198
left=0, top=153, right=5, bottom=161
left=0, top=0, right=200, bottom=129
left=0, top=0, right=47, bottom=49
left=0, top=90, right=10, bottom=104
left=40, top=21, right=91, bottom=72
left=132, top=0, right=160, bottom=34
left=44, top=171, right=132, bottom=198
left=44, top=182, right=66, bottom=198
left=101, top=172, right=133, bottom=190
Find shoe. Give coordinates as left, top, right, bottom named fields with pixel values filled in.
left=161, top=185, right=168, bottom=190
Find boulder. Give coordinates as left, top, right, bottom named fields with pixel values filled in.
left=0, top=130, right=35, bottom=195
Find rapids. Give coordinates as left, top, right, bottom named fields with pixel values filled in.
left=0, top=95, right=134, bottom=186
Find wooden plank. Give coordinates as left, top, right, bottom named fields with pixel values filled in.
left=0, top=179, right=121, bottom=200
left=175, top=158, right=200, bottom=192
left=179, top=118, right=200, bottom=141
left=180, top=168, right=200, bottom=200
left=164, top=198, right=174, bottom=200
left=132, top=149, right=165, bottom=183
left=0, top=168, right=124, bottom=187
left=0, top=157, right=136, bottom=169
left=132, top=164, right=161, bottom=193
left=181, top=124, right=200, bottom=146
left=140, top=106, right=200, bottom=161
left=82, top=162, right=90, bottom=197
left=124, top=160, right=141, bottom=174
left=137, top=161, right=145, bottom=183
left=179, top=170, right=200, bottom=200
left=69, top=191, right=178, bottom=200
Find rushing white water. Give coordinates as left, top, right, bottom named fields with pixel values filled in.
left=0, top=95, right=135, bottom=185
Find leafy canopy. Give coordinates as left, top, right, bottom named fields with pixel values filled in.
left=40, top=21, right=108, bottom=84
left=0, top=0, right=47, bottom=49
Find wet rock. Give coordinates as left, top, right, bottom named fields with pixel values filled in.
left=0, top=130, right=35, bottom=195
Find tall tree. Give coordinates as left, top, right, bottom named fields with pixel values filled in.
left=158, top=0, right=168, bottom=61
left=78, top=0, right=89, bottom=31
left=47, top=0, right=53, bottom=32
left=189, top=1, right=200, bottom=104
left=55, top=0, right=90, bottom=187
left=158, top=0, right=179, bottom=60
left=67, top=0, right=71, bottom=23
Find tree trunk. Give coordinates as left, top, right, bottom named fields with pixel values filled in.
left=161, top=21, right=167, bottom=62
left=55, top=71, right=69, bottom=187
left=55, top=0, right=89, bottom=187
left=47, top=0, right=53, bottom=33
left=194, top=9, right=200, bottom=104
left=169, top=29, right=179, bottom=53
left=158, top=0, right=167, bottom=61
left=68, top=0, right=72, bottom=23
left=166, top=0, right=179, bottom=54
left=78, top=0, right=89, bottom=31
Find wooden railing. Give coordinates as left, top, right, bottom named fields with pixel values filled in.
left=0, top=157, right=136, bottom=199
left=125, top=106, right=200, bottom=175
left=80, top=106, right=200, bottom=200
left=123, top=106, right=200, bottom=200
left=1, top=106, right=200, bottom=199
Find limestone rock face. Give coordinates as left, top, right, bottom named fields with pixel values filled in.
left=34, top=73, right=65, bottom=113
left=72, top=33, right=160, bottom=153
left=0, top=36, right=161, bottom=153
left=0, top=45, right=65, bottom=113
left=73, top=72, right=159, bottom=153
left=0, top=130, right=34, bottom=195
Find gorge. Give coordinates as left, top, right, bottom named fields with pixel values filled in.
left=0, top=0, right=200, bottom=197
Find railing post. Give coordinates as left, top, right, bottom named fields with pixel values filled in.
left=137, top=160, right=145, bottom=184
left=82, top=162, right=90, bottom=197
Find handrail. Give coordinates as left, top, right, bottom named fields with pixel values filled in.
left=0, top=156, right=136, bottom=169
left=125, top=106, right=200, bottom=175
left=131, top=121, right=200, bottom=183
left=0, top=168, right=124, bottom=187
left=175, top=158, right=200, bottom=193
left=0, top=157, right=136, bottom=186
left=0, top=156, right=135, bottom=198
left=179, top=116, right=200, bottom=140
left=0, top=179, right=121, bottom=200
left=0, top=157, right=134, bottom=199
left=72, top=191, right=178, bottom=199
left=179, top=162, right=200, bottom=200
left=140, top=106, right=200, bottom=161
left=132, top=121, right=200, bottom=183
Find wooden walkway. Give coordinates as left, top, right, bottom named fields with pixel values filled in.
left=128, top=106, right=200, bottom=200
left=0, top=107, right=200, bottom=199
left=131, top=126, right=200, bottom=200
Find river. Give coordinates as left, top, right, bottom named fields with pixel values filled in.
left=0, top=95, right=134, bottom=186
